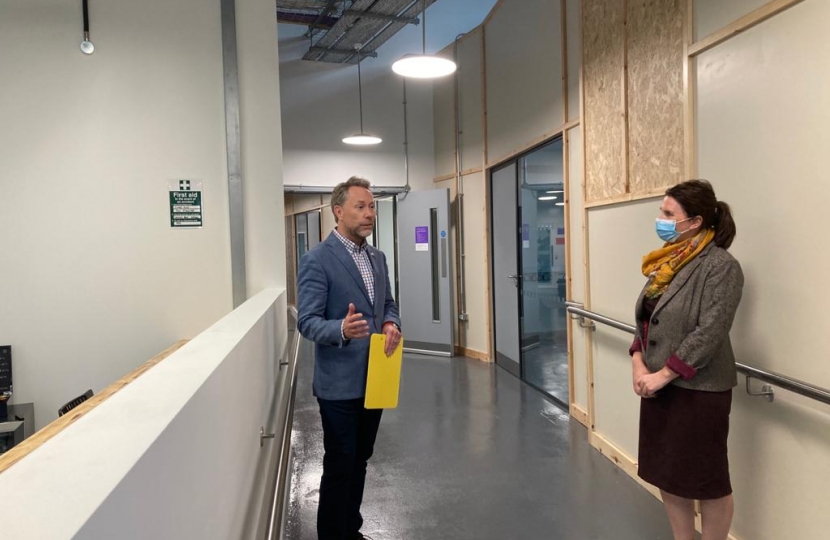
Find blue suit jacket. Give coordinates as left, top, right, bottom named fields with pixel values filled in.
left=297, top=232, right=401, bottom=400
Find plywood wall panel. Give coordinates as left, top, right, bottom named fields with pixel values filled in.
left=627, top=0, right=685, bottom=194
left=583, top=0, right=626, bottom=202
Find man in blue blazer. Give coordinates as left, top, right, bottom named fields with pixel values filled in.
left=297, top=176, right=401, bottom=540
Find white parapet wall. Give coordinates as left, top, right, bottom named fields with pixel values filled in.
left=0, top=288, right=288, bottom=540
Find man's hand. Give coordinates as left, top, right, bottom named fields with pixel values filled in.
left=343, top=303, right=370, bottom=340
left=382, top=322, right=402, bottom=356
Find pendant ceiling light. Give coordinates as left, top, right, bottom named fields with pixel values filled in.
left=392, top=0, right=457, bottom=79
left=80, top=0, right=94, bottom=54
left=343, top=44, right=382, bottom=146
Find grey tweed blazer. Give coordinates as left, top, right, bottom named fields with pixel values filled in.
left=634, top=243, right=744, bottom=392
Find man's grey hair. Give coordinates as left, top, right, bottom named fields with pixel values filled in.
left=331, top=176, right=371, bottom=223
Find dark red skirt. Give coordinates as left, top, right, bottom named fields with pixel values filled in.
left=638, top=384, right=733, bottom=500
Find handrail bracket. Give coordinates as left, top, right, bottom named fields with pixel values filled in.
left=746, top=375, right=775, bottom=403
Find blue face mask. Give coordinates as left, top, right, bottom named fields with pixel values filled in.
left=655, top=217, right=692, bottom=242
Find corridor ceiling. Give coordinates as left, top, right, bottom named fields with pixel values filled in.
left=276, top=0, right=438, bottom=64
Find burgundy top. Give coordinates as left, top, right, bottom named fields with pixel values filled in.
left=629, top=297, right=697, bottom=380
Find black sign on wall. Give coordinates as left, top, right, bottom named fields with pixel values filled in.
left=0, top=346, right=11, bottom=396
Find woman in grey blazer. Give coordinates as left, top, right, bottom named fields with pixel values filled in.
left=629, top=180, right=743, bottom=540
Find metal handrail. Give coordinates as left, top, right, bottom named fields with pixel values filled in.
left=259, top=307, right=302, bottom=540
left=566, top=305, right=830, bottom=406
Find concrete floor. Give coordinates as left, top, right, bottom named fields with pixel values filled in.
left=285, top=340, right=673, bottom=540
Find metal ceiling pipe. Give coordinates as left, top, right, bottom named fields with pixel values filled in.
left=343, top=10, right=419, bottom=24
left=276, top=10, right=338, bottom=28
left=454, top=33, right=468, bottom=322
left=309, top=46, right=377, bottom=58
left=401, top=77, right=411, bottom=198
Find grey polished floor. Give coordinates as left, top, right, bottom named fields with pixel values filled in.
left=285, top=341, right=672, bottom=540
left=522, top=341, right=569, bottom=405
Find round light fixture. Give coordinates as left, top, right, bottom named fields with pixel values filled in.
left=392, top=0, right=457, bottom=79
left=80, top=1, right=94, bottom=55
left=342, top=134, right=382, bottom=145
left=343, top=44, right=381, bottom=147
left=392, top=55, right=457, bottom=79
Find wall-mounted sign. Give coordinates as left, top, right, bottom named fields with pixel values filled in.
left=169, top=179, right=203, bottom=228
left=415, top=226, right=429, bottom=251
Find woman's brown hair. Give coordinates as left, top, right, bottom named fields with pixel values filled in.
left=666, top=180, right=736, bottom=249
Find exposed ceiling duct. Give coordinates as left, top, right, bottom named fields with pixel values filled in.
left=276, top=0, right=438, bottom=63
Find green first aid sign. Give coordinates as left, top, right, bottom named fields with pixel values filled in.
left=169, top=179, right=203, bottom=228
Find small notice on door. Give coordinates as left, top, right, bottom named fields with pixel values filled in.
left=522, top=223, right=530, bottom=248
left=169, top=179, right=203, bottom=228
left=415, top=226, right=429, bottom=251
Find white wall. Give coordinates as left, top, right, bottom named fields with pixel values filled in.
left=239, top=0, right=288, bottom=295
left=695, top=1, right=830, bottom=537
left=694, top=0, right=769, bottom=40
left=588, top=199, right=661, bottom=456
left=0, top=288, right=287, bottom=540
left=485, top=0, right=563, bottom=164
left=579, top=2, right=830, bottom=539
left=567, top=126, right=588, bottom=411
left=279, top=38, right=435, bottom=191
left=433, top=64, right=456, bottom=178
left=566, top=0, right=581, bottom=122
left=459, top=172, right=489, bottom=355
left=428, top=0, right=576, bottom=360
left=0, top=0, right=285, bottom=429
left=457, top=29, right=485, bottom=172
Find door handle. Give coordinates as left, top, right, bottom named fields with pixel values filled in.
left=507, top=274, right=521, bottom=280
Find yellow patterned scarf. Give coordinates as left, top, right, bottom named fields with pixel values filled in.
left=642, top=229, right=714, bottom=299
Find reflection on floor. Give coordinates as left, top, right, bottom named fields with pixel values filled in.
left=285, top=341, right=671, bottom=540
left=522, top=341, right=569, bottom=405
left=521, top=300, right=569, bottom=404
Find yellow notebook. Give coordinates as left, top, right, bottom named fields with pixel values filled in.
left=364, top=333, right=403, bottom=409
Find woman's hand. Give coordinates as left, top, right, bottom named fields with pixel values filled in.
left=631, top=352, right=650, bottom=397
left=636, top=366, right=678, bottom=398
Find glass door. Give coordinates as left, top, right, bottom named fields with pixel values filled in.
left=518, top=139, right=569, bottom=405
left=490, top=138, right=569, bottom=405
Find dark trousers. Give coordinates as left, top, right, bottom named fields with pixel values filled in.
left=317, top=397, right=383, bottom=540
